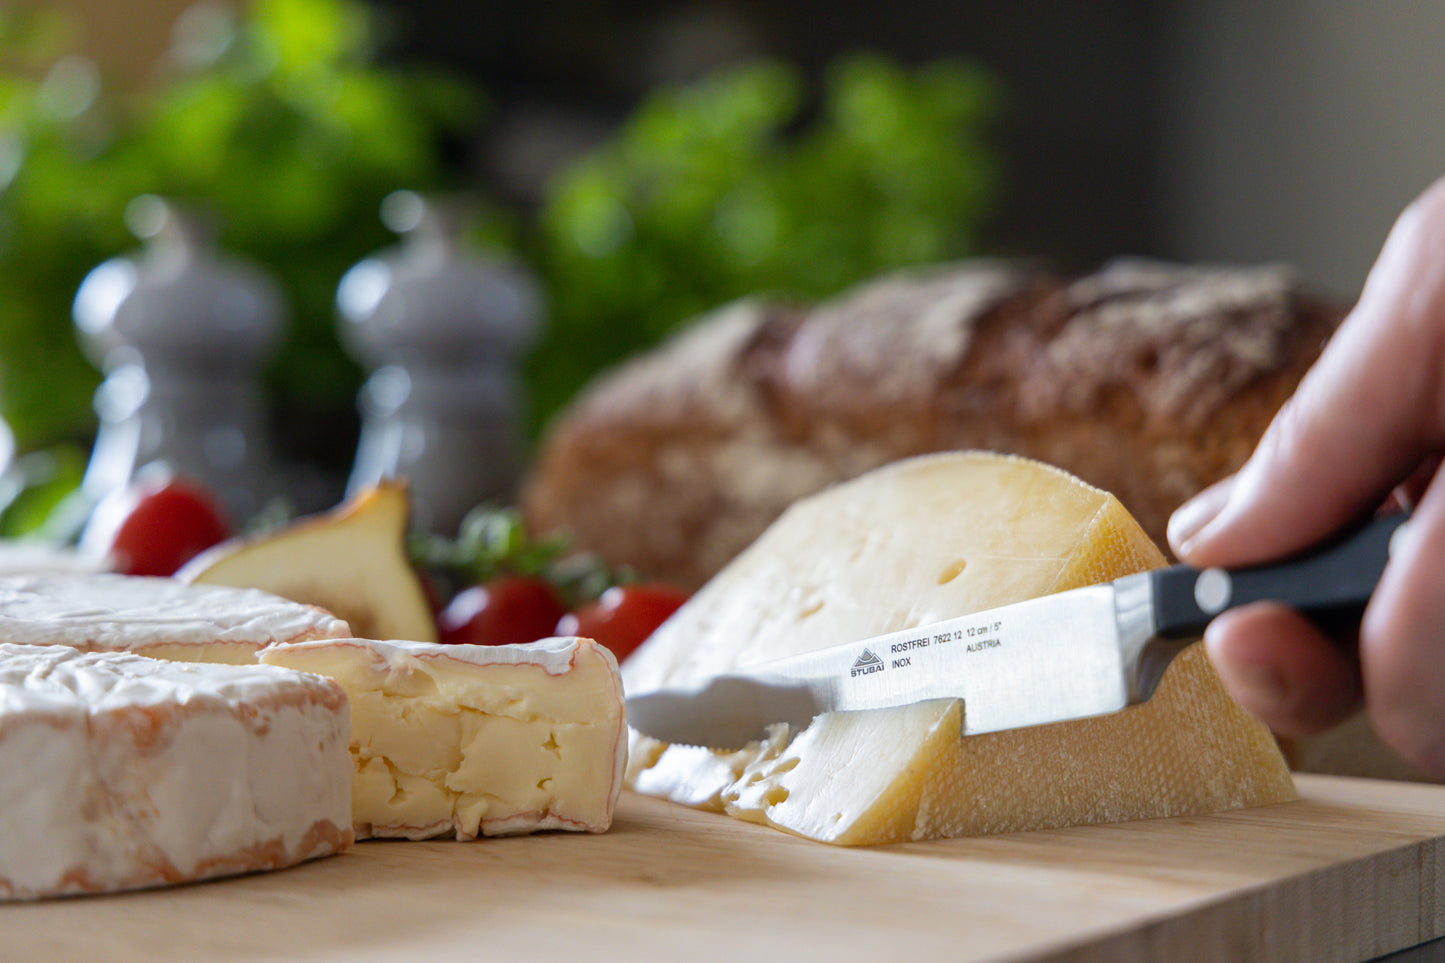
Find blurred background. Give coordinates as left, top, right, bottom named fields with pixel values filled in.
left=3, top=0, right=1443, bottom=535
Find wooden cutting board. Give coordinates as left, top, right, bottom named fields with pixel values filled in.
left=4, top=773, right=1443, bottom=962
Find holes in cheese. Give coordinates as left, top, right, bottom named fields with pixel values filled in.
left=620, top=451, right=1296, bottom=845
left=937, top=559, right=968, bottom=584
left=261, top=636, right=627, bottom=840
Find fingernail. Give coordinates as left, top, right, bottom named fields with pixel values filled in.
left=1168, top=476, right=1236, bottom=556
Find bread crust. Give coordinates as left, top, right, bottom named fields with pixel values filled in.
left=522, top=259, right=1346, bottom=590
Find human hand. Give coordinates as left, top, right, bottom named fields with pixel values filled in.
left=1167, top=175, right=1445, bottom=777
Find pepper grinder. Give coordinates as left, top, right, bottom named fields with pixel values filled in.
left=72, top=195, right=284, bottom=521
left=337, top=191, right=542, bottom=535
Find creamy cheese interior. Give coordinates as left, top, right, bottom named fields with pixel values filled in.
left=261, top=636, right=627, bottom=839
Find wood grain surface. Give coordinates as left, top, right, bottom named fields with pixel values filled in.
left=4, top=774, right=1442, bottom=963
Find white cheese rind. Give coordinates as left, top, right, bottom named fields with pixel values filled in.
left=0, top=573, right=352, bottom=663
left=0, top=542, right=103, bottom=576
left=0, top=643, right=353, bottom=899
left=260, top=636, right=628, bottom=840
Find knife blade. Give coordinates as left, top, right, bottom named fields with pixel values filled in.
left=625, top=512, right=1407, bottom=750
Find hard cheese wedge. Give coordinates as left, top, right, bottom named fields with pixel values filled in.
left=261, top=636, right=627, bottom=839
left=622, top=451, right=1296, bottom=845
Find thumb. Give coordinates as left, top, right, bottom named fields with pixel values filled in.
left=1169, top=177, right=1445, bottom=568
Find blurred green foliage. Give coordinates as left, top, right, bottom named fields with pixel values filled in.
left=526, top=54, right=1000, bottom=435
left=0, top=0, right=477, bottom=454
left=0, top=0, right=1002, bottom=535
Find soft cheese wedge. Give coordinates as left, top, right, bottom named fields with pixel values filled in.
left=261, top=636, right=627, bottom=839
left=0, top=643, right=353, bottom=899
left=622, top=451, right=1296, bottom=844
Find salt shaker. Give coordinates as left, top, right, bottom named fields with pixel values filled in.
left=72, top=195, right=284, bottom=521
left=336, top=191, right=542, bottom=535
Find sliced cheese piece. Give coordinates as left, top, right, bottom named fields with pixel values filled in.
left=0, top=572, right=352, bottom=664
left=622, top=451, right=1296, bottom=844
left=177, top=481, right=438, bottom=644
left=0, top=642, right=353, bottom=899
left=260, top=636, right=627, bottom=839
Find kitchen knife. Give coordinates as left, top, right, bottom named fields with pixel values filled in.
left=625, top=512, right=1407, bottom=750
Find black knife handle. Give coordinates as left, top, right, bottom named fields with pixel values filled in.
left=1149, top=513, right=1409, bottom=640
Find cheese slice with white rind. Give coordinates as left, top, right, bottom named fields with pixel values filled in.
left=262, top=636, right=627, bottom=840
left=622, top=451, right=1295, bottom=844
left=0, top=573, right=351, bottom=665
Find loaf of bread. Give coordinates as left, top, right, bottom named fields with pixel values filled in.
left=521, top=258, right=1346, bottom=591
left=524, top=260, right=1445, bottom=785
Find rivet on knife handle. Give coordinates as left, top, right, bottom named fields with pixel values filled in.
left=1148, top=513, right=1409, bottom=640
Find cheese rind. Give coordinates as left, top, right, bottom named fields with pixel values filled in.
left=177, top=482, right=439, bottom=644
left=0, top=643, right=353, bottom=899
left=623, top=451, right=1296, bottom=844
left=260, top=636, right=628, bottom=839
left=0, top=573, right=352, bottom=664
left=0, top=542, right=103, bottom=576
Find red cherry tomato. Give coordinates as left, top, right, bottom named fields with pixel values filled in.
left=556, top=583, right=688, bottom=662
left=82, top=473, right=232, bottom=577
left=438, top=575, right=568, bottom=647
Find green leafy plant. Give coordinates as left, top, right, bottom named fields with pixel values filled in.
left=526, top=54, right=1001, bottom=434
left=0, top=0, right=478, bottom=456
left=411, top=504, right=628, bottom=611
left=1, top=7, right=1003, bottom=538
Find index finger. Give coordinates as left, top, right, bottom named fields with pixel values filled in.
left=1173, top=177, right=1445, bottom=568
